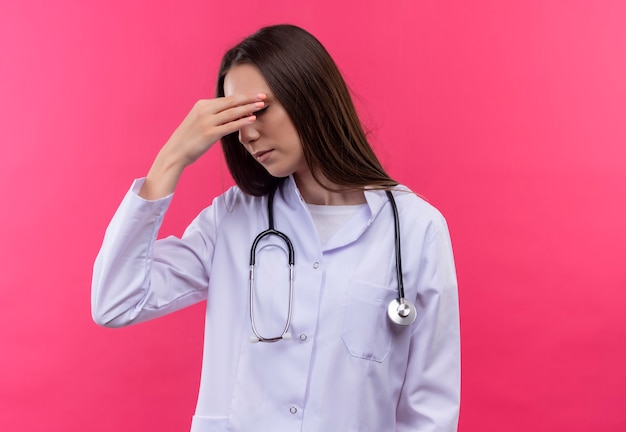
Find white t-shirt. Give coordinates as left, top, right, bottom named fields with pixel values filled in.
left=306, top=203, right=366, bottom=244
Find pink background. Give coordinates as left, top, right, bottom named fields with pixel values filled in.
left=1, top=0, right=625, bottom=430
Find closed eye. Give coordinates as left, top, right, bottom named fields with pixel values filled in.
left=255, top=105, right=269, bottom=116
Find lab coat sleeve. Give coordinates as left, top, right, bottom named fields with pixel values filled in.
left=91, top=179, right=214, bottom=328
left=397, top=215, right=461, bottom=431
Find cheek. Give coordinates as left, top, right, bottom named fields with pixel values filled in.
left=282, top=121, right=301, bottom=145
left=271, top=110, right=302, bottom=149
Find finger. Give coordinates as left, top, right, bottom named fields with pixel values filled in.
left=213, top=114, right=258, bottom=138
left=213, top=93, right=267, bottom=113
left=214, top=101, right=266, bottom=126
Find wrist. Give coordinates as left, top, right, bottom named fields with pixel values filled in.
left=139, top=152, right=186, bottom=200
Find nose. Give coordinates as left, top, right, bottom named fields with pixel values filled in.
left=238, top=122, right=260, bottom=146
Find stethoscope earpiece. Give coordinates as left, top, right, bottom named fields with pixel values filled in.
left=387, top=298, right=417, bottom=326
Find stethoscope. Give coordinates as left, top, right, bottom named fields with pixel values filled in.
left=249, top=188, right=417, bottom=343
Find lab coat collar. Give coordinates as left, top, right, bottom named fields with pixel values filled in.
left=281, top=175, right=390, bottom=219
left=281, top=175, right=396, bottom=252
left=281, top=175, right=306, bottom=209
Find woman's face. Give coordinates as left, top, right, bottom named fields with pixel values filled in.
left=223, top=64, right=307, bottom=179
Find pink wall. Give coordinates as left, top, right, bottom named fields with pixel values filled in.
left=1, top=1, right=625, bottom=430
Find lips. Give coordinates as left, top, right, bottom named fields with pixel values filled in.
left=253, top=149, right=273, bottom=163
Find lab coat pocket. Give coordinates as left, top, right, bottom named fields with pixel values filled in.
left=341, top=281, right=394, bottom=363
left=190, top=415, right=228, bottom=432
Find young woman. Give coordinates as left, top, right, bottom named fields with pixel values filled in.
left=92, top=24, right=460, bottom=432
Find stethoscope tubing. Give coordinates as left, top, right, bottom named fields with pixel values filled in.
left=248, top=186, right=416, bottom=342
left=386, top=190, right=405, bottom=301
left=249, top=189, right=295, bottom=342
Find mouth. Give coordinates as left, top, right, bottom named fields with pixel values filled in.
left=252, top=149, right=273, bottom=163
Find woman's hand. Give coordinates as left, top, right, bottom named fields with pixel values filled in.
left=139, top=93, right=266, bottom=200
left=164, top=93, right=267, bottom=167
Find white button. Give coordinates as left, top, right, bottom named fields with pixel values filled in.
left=313, top=262, right=320, bottom=269
left=290, top=406, right=298, bottom=414
left=299, top=334, right=308, bottom=342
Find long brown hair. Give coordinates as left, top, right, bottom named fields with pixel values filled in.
left=216, top=24, right=397, bottom=196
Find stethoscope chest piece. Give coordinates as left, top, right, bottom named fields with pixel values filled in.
left=387, top=298, right=417, bottom=326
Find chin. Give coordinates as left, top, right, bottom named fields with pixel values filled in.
left=263, top=166, right=293, bottom=179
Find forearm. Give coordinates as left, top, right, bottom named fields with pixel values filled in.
left=139, top=146, right=187, bottom=200
left=91, top=180, right=209, bottom=327
left=92, top=181, right=172, bottom=326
